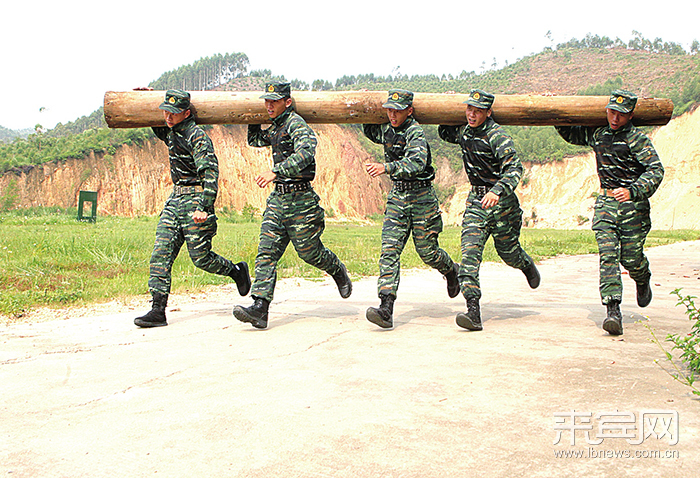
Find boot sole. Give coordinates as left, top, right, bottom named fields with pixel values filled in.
left=339, top=280, right=352, bottom=299
left=233, top=306, right=267, bottom=329
left=637, top=287, right=652, bottom=308
left=236, top=262, right=252, bottom=297
left=455, top=313, right=483, bottom=331
left=525, top=266, right=541, bottom=289
left=447, top=285, right=460, bottom=299
left=366, top=309, right=392, bottom=329
left=134, top=319, right=167, bottom=328
left=602, top=318, right=623, bottom=335
left=335, top=265, right=352, bottom=299
left=446, top=263, right=460, bottom=298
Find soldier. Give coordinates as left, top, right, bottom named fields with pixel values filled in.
left=362, top=89, right=459, bottom=329
left=438, top=89, right=540, bottom=331
left=135, top=89, right=251, bottom=328
left=555, top=89, right=664, bottom=335
left=233, top=81, right=352, bottom=329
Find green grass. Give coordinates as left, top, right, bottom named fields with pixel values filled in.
left=1, top=208, right=698, bottom=319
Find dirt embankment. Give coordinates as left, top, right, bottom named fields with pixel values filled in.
left=0, top=125, right=386, bottom=220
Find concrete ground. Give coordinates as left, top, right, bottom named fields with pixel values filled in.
left=2, top=241, right=699, bottom=478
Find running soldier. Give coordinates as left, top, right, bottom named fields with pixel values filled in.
left=556, top=89, right=664, bottom=335
left=135, top=89, right=251, bottom=328
left=438, top=89, right=540, bottom=331
left=233, top=81, right=352, bottom=329
left=362, top=89, right=459, bottom=329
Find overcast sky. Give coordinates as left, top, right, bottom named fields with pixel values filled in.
left=1, top=0, right=698, bottom=130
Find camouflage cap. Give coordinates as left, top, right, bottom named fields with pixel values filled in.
left=606, top=89, right=637, bottom=114
left=382, top=89, right=414, bottom=110
left=260, top=81, right=291, bottom=100
left=464, top=89, right=494, bottom=109
left=159, top=89, right=191, bottom=114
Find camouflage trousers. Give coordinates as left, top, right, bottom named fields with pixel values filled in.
left=459, top=191, right=532, bottom=299
left=149, top=195, right=235, bottom=295
left=377, top=187, right=455, bottom=298
left=592, top=195, right=652, bottom=305
left=251, top=189, right=344, bottom=302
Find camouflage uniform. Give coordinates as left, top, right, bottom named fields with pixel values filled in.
left=438, top=90, right=535, bottom=301
left=246, top=87, right=347, bottom=303
left=362, top=91, right=455, bottom=300
left=148, top=94, right=241, bottom=296
left=556, top=90, right=664, bottom=306
left=135, top=89, right=248, bottom=328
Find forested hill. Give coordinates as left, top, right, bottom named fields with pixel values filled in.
left=2, top=33, right=700, bottom=174
left=213, top=37, right=700, bottom=116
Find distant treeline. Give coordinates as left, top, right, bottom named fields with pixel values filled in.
left=555, top=31, right=698, bottom=56
left=45, top=109, right=107, bottom=137
left=0, top=127, right=152, bottom=174
left=148, top=52, right=250, bottom=92
left=0, top=125, right=33, bottom=143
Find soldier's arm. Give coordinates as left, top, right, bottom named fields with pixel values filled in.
left=438, top=124, right=462, bottom=144
left=362, top=124, right=384, bottom=145
left=152, top=126, right=169, bottom=143
left=247, top=124, right=271, bottom=147
left=189, top=128, right=219, bottom=211
left=271, top=119, right=317, bottom=178
left=555, top=125, right=595, bottom=146
left=628, top=132, right=664, bottom=201
left=384, top=125, right=429, bottom=179
left=489, top=130, right=522, bottom=197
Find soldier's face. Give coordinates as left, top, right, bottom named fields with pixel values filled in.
left=607, top=108, right=634, bottom=130
left=265, top=98, right=292, bottom=119
left=466, top=105, right=490, bottom=128
left=386, top=107, right=412, bottom=127
left=162, top=109, right=190, bottom=128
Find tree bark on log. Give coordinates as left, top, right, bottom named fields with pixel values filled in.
left=104, top=90, right=673, bottom=128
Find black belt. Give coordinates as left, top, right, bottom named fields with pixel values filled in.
left=471, top=185, right=490, bottom=198
left=393, top=180, right=432, bottom=191
left=275, top=181, right=312, bottom=194
left=174, top=185, right=203, bottom=195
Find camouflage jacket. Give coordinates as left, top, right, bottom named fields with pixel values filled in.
left=556, top=124, right=664, bottom=201
left=152, top=116, right=218, bottom=210
left=438, top=117, right=522, bottom=197
left=247, top=107, right=316, bottom=183
left=362, top=116, right=435, bottom=182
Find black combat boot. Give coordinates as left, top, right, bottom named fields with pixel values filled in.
left=521, top=255, right=541, bottom=289
left=134, top=292, right=168, bottom=328
left=602, top=300, right=623, bottom=335
left=366, top=294, right=395, bottom=329
left=229, top=261, right=251, bottom=296
left=456, top=297, right=482, bottom=331
left=233, top=297, right=269, bottom=329
left=636, top=280, right=652, bottom=308
left=445, top=262, right=460, bottom=298
left=332, top=264, right=352, bottom=299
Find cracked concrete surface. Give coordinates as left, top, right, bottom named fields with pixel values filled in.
left=1, top=241, right=699, bottom=477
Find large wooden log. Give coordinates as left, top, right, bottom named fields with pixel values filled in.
left=104, top=90, right=673, bottom=128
